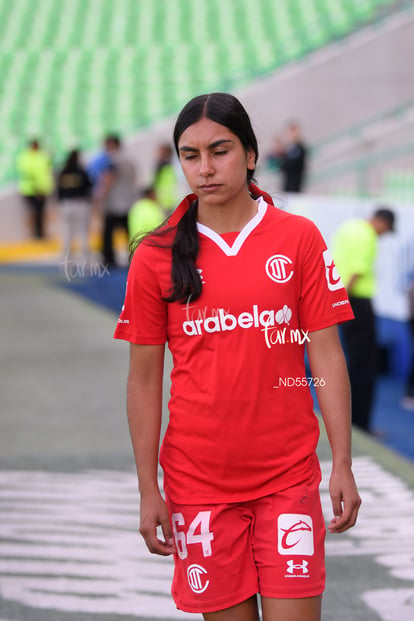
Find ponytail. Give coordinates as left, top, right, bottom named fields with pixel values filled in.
left=129, top=197, right=201, bottom=304
left=164, top=183, right=272, bottom=304
left=164, top=199, right=202, bottom=303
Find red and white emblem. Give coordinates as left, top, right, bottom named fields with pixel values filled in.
left=323, top=250, right=343, bottom=291
left=266, top=255, right=294, bottom=283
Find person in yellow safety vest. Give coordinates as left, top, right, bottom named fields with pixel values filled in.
left=332, top=207, right=395, bottom=432
left=128, top=186, right=164, bottom=242
left=153, top=143, right=178, bottom=215
left=17, top=139, right=54, bottom=239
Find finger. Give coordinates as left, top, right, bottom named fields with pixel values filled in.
left=329, top=499, right=360, bottom=533
left=160, top=518, right=176, bottom=553
left=154, top=533, right=176, bottom=555
left=330, top=503, right=353, bottom=531
left=139, top=523, right=174, bottom=556
left=328, top=515, right=347, bottom=533
left=139, top=519, right=172, bottom=556
left=150, top=541, right=175, bottom=556
left=343, top=500, right=361, bottom=530
left=330, top=494, right=343, bottom=522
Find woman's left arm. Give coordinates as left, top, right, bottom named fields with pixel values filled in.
left=307, top=325, right=361, bottom=533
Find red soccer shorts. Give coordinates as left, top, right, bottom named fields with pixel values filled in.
left=166, top=466, right=326, bottom=613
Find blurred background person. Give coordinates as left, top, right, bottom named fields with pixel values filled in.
left=153, top=142, right=178, bottom=215
left=265, top=135, right=284, bottom=172
left=95, top=134, right=137, bottom=268
left=128, top=186, right=164, bottom=241
left=401, top=275, right=414, bottom=410
left=17, top=138, right=54, bottom=239
left=332, top=207, right=396, bottom=432
left=87, top=134, right=117, bottom=196
left=280, top=121, right=308, bottom=193
left=57, top=148, right=92, bottom=262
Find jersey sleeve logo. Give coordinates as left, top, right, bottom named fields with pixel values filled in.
left=266, top=254, right=294, bottom=283
left=322, top=249, right=344, bottom=291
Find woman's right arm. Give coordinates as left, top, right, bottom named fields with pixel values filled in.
left=127, top=342, right=175, bottom=556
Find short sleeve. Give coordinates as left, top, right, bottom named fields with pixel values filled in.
left=298, top=221, right=354, bottom=332
left=113, top=244, right=168, bottom=344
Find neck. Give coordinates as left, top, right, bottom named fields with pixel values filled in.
left=197, top=193, right=258, bottom=234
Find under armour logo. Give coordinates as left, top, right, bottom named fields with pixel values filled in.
left=286, top=560, right=309, bottom=575
left=187, top=564, right=209, bottom=594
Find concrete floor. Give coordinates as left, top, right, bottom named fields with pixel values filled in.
left=1, top=266, right=414, bottom=621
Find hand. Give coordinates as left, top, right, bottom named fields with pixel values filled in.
left=139, top=491, right=176, bottom=556
left=328, top=465, right=361, bottom=534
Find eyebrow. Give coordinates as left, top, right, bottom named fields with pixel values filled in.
left=179, top=139, right=234, bottom=153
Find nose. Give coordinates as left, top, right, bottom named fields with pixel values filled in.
left=199, top=153, right=214, bottom=177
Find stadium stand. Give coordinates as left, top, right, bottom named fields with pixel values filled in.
left=0, top=0, right=406, bottom=188
left=305, top=98, right=414, bottom=197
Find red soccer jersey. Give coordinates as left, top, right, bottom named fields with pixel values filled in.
left=114, top=196, right=353, bottom=504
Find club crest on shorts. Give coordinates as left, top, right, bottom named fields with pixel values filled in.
left=187, top=564, right=210, bottom=594
left=277, top=514, right=314, bottom=556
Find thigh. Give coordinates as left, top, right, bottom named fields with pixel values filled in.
left=203, top=595, right=260, bottom=621
left=73, top=202, right=90, bottom=230
left=61, top=203, right=75, bottom=230
left=252, top=463, right=326, bottom=600
left=166, top=498, right=259, bottom=614
left=345, top=298, right=375, bottom=345
left=261, top=594, right=321, bottom=621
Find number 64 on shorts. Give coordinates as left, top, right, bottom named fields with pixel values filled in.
left=171, top=511, right=214, bottom=560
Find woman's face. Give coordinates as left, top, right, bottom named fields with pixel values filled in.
left=177, top=117, right=255, bottom=208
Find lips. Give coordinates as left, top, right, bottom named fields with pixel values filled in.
left=200, top=184, right=222, bottom=192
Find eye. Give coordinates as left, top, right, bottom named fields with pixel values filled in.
left=182, top=154, right=197, bottom=161
left=214, top=150, right=227, bottom=156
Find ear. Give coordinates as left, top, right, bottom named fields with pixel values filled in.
left=246, top=147, right=256, bottom=171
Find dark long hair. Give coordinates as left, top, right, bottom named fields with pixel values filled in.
left=134, top=93, right=260, bottom=304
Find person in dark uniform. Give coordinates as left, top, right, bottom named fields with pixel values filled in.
left=280, top=122, right=307, bottom=193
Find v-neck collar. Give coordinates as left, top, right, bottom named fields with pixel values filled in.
left=196, top=196, right=268, bottom=256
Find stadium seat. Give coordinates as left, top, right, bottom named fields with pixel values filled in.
left=0, top=0, right=399, bottom=187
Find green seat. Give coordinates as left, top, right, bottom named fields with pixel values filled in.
left=0, top=0, right=399, bottom=188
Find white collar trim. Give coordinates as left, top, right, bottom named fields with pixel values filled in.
left=197, top=196, right=268, bottom=256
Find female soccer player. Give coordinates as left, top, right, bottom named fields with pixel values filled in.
left=114, top=93, right=361, bottom=621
